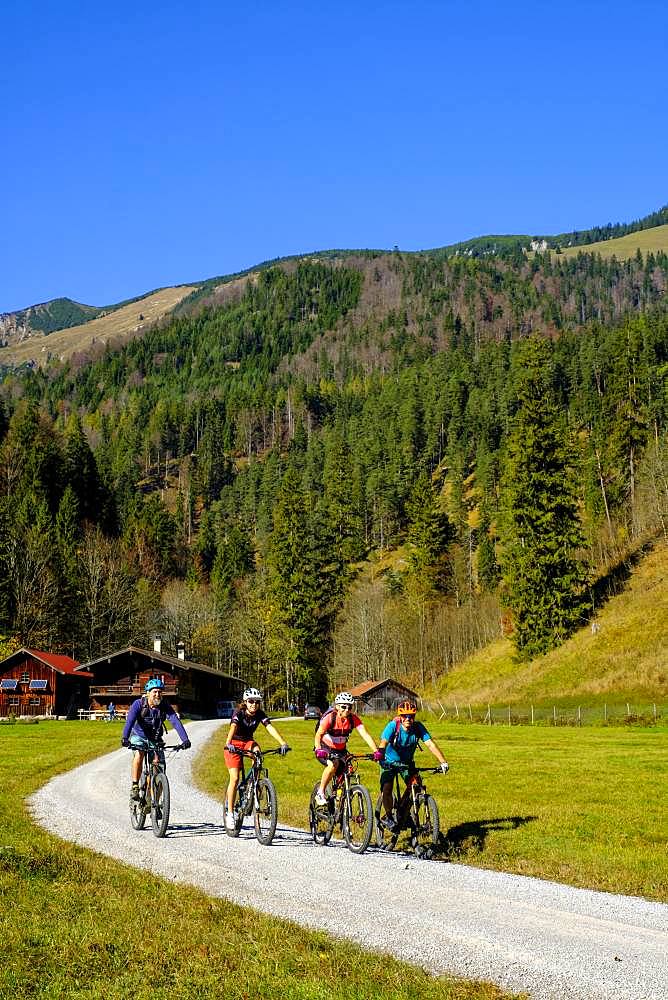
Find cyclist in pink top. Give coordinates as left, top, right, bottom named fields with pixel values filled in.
left=313, top=691, right=382, bottom=805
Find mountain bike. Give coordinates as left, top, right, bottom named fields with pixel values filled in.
left=128, top=741, right=185, bottom=838
left=375, top=764, right=443, bottom=859
left=223, top=747, right=288, bottom=845
left=309, top=752, right=374, bottom=854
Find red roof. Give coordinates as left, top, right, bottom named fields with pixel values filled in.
left=25, top=649, right=80, bottom=673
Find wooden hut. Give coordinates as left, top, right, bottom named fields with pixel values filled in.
left=348, top=678, right=420, bottom=715
left=0, top=648, right=92, bottom=718
left=77, top=640, right=244, bottom=719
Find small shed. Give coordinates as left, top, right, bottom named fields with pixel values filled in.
left=77, top=641, right=245, bottom=719
left=0, top=648, right=92, bottom=718
left=348, top=678, right=420, bottom=715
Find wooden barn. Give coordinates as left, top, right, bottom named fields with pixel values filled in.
left=0, top=648, right=92, bottom=718
left=78, top=639, right=245, bottom=719
left=348, top=678, right=420, bottom=715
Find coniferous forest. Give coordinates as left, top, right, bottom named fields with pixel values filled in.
left=1, top=250, right=667, bottom=706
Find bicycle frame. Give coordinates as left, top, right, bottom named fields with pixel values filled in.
left=128, top=742, right=181, bottom=837
left=310, top=752, right=375, bottom=854
left=376, top=764, right=442, bottom=857
left=233, top=748, right=277, bottom=814
left=224, top=746, right=284, bottom=845
left=328, top=753, right=365, bottom=826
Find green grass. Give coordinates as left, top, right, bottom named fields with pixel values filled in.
left=0, top=721, right=516, bottom=1000
left=196, top=718, right=668, bottom=902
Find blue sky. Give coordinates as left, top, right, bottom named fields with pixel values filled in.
left=2, top=0, right=667, bottom=311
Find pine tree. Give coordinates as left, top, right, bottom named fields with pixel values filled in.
left=501, top=338, right=588, bottom=656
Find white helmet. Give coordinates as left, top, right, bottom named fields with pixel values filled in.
left=243, top=687, right=262, bottom=701
left=334, top=691, right=355, bottom=706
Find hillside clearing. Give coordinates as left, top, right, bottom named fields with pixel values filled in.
left=0, top=284, right=197, bottom=367
left=559, top=223, right=668, bottom=260
left=422, top=539, right=668, bottom=708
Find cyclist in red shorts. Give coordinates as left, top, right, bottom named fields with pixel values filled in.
left=224, top=687, right=289, bottom=831
left=313, top=691, right=382, bottom=805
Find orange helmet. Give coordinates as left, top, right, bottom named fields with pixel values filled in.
left=397, top=700, right=417, bottom=716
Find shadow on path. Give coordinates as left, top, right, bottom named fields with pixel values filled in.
left=442, top=815, right=537, bottom=858
left=166, top=822, right=227, bottom=837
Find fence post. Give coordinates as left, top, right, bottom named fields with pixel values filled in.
left=488, top=704, right=492, bottom=726
left=468, top=703, right=473, bottom=722
left=626, top=702, right=631, bottom=717
left=508, top=705, right=511, bottom=726
left=577, top=706, right=581, bottom=726
left=454, top=701, right=460, bottom=719
left=553, top=705, right=557, bottom=725
left=653, top=703, right=657, bottom=722
left=531, top=704, right=534, bottom=725
left=604, top=703, right=607, bottom=722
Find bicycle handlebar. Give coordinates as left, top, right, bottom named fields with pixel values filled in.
left=383, top=762, right=446, bottom=774
left=226, top=746, right=290, bottom=760
left=123, top=742, right=185, bottom=752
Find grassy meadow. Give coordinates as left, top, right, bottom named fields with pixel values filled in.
left=558, top=223, right=668, bottom=259
left=421, top=540, right=668, bottom=711
left=0, top=721, right=516, bottom=1000
left=0, top=285, right=196, bottom=367
left=196, top=716, right=668, bottom=902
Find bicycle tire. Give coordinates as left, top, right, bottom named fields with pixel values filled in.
left=412, top=793, right=439, bottom=857
left=309, top=782, right=334, bottom=846
left=130, top=775, right=147, bottom=831
left=223, top=781, right=243, bottom=837
left=151, top=771, right=170, bottom=838
left=254, top=777, right=278, bottom=846
left=343, top=783, right=373, bottom=854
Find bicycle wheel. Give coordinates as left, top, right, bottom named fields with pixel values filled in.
left=130, top=775, right=147, bottom=831
left=309, top=782, right=334, bottom=846
left=374, top=792, right=399, bottom=849
left=223, top=781, right=243, bottom=837
left=254, top=777, right=278, bottom=846
left=412, top=793, right=439, bottom=857
left=343, top=783, right=373, bottom=854
left=150, top=771, right=170, bottom=838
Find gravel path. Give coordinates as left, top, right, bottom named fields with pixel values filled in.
left=29, top=720, right=668, bottom=1000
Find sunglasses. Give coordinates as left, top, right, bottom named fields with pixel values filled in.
left=400, top=714, right=415, bottom=720
left=338, top=705, right=353, bottom=711
left=246, top=699, right=261, bottom=705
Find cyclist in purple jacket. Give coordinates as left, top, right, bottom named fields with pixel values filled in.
left=121, top=678, right=190, bottom=801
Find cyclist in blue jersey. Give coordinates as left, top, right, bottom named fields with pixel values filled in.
left=377, top=700, right=448, bottom=831
left=121, top=678, right=191, bottom=801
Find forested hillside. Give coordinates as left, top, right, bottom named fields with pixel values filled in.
left=1, top=251, right=666, bottom=707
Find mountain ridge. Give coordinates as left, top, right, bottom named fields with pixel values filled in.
left=4, top=201, right=666, bottom=345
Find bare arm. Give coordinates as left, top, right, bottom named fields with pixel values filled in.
left=424, top=737, right=448, bottom=767
left=265, top=722, right=287, bottom=746
left=355, top=722, right=378, bottom=753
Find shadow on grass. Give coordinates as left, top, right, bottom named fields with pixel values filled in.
left=442, top=815, right=537, bottom=858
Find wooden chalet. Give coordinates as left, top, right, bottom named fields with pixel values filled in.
left=0, top=648, right=92, bottom=719
left=348, top=678, right=420, bottom=715
left=77, top=640, right=245, bottom=719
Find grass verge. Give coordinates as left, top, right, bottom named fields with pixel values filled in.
left=195, top=718, right=668, bottom=902
left=0, top=721, right=516, bottom=1000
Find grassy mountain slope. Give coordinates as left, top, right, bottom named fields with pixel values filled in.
left=0, top=285, right=197, bottom=367
left=559, top=223, right=668, bottom=260
left=422, top=539, right=668, bottom=708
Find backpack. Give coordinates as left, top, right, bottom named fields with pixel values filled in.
left=139, top=695, right=166, bottom=737
left=314, top=706, right=337, bottom=734
left=387, top=717, right=423, bottom=752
